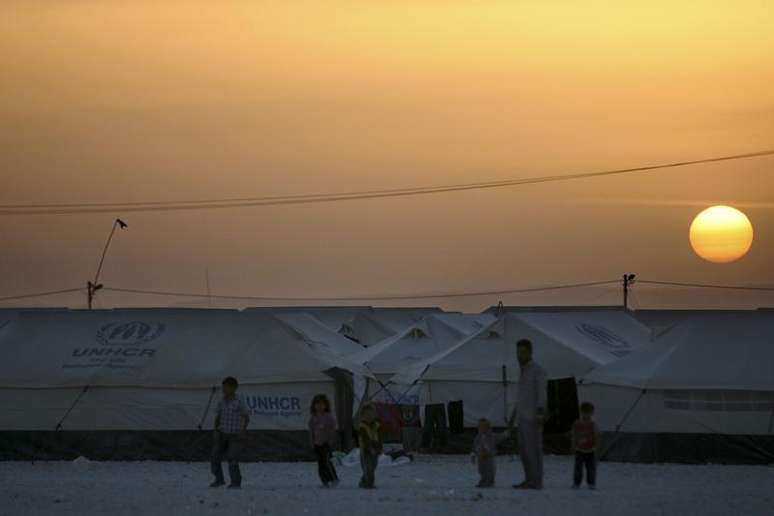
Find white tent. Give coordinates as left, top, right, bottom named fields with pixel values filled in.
left=390, top=311, right=652, bottom=427
left=430, top=313, right=496, bottom=336
left=514, top=311, right=653, bottom=369
left=352, top=314, right=495, bottom=374
left=263, top=312, right=365, bottom=357
left=630, top=309, right=755, bottom=338
left=349, top=314, right=493, bottom=405
left=243, top=306, right=371, bottom=335
left=0, top=309, right=371, bottom=434
left=580, top=313, right=774, bottom=434
left=342, top=308, right=444, bottom=347
left=0, top=307, right=67, bottom=330
left=578, top=313, right=774, bottom=463
left=0, top=309, right=17, bottom=334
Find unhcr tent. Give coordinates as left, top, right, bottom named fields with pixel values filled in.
left=261, top=312, right=365, bottom=357
left=515, top=311, right=652, bottom=368
left=351, top=314, right=494, bottom=405
left=0, top=308, right=372, bottom=460
left=0, top=307, right=67, bottom=329
left=579, top=313, right=774, bottom=464
left=630, top=309, right=756, bottom=338
left=431, top=313, right=496, bottom=337
left=390, top=311, right=652, bottom=428
left=342, top=308, right=444, bottom=347
left=0, top=309, right=19, bottom=335
left=243, top=306, right=371, bottom=336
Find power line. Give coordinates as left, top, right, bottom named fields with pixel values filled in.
left=2, top=148, right=772, bottom=215
left=638, top=280, right=774, bottom=292
left=0, top=288, right=84, bottom=303
left=103, top=280, right=621, bottom=302
left=2, top=279, right=772, bottom=305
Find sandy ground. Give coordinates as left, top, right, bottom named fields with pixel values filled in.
left=2, top=455, right=773, bottom=516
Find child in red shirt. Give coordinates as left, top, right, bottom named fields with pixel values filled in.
left=571, top=402, right=599, bottom=489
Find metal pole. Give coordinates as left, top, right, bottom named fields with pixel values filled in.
left=87, top=218, right=127, bottom=310
left=622, top=273, right=636, bottom=310
left=623, top=274, right=628, bottom=310
left=501, top=365, right=508, bottom=425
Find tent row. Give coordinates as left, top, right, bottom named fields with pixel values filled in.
left=0, top=308, right=476, bottom=431
left=0, top=306, right=772, bottom=463
left=0, top=307, right=645, bottom=434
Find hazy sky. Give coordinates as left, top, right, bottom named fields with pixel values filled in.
left=1, top=1, right=773, bottom=311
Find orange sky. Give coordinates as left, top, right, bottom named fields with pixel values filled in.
left=1, top=1, right=773, bottom=310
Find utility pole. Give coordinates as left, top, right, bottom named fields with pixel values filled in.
left=88, top=218, right=128, bottom=309
left=86, top=281, right=102, bottom=310
left=622, top=273, right=636, bottom=310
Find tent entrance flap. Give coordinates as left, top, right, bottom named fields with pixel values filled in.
left=545, top=378, right=580, bottom=434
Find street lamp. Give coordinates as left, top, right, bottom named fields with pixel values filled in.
left=87, top=218, right=128, bottom=309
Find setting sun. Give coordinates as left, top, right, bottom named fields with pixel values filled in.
left=689, top=206, right=754, bottom=263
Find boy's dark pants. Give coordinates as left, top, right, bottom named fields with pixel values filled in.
left=477, top=456, right=496, bottom=486
left=211, top=432, right=244, bottom=486
left=314, top=444, right=338, bottom=485
left=359, top=450, right=378, bottom=488
left=573, top=451, right=597, bottom=486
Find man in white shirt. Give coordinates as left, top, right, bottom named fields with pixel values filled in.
left=512, top=339, right=548, bottom=490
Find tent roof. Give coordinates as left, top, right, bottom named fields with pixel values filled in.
left=343, top=309, right=441, bottom=347
left=243, top=306, right=371, bottom=333
left=482, top=305, right=624, bottom=315
left=390, top=311, right=651, bottom=385
left=582, top=313, right=774, bottom=391
left=270, top=312, right=364, bottom=356
left=515, top=311, right=652, bottom=363
left=0, top=310, right=371, bottom=389
left=349, top=314, right=486, bottom=375
left=630, top=309, right=756, bottom=337
left=430, top=313, right=496, bottom=336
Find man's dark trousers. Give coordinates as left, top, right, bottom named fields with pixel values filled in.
left=211, top=432, right=244, bottom=486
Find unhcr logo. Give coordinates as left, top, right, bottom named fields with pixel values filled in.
left=96, top=321, right=165, bottom=346
left=67, top=321, right=166, bottom=364
left=575, top=323, right=632, bottom=357
left=243, top=395, right=302, bottom=418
